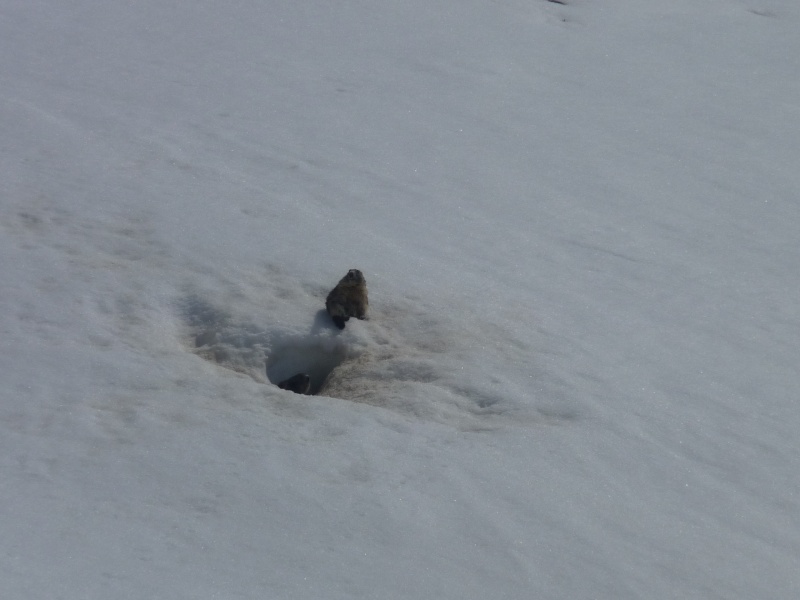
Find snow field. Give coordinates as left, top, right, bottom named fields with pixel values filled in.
left=2, top=0, right=799, bottom=598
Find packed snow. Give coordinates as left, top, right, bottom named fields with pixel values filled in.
left=2, top=0, right=799, bottom=598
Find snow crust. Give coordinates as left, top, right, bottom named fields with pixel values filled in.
left=2, top=1, right=799, bottom=598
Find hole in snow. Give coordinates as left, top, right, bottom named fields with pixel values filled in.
left=265, top=339, right=349, bottom=395
left=179, top=295, right=356, bottom=393
left=178, top=296, right=556, bottom=428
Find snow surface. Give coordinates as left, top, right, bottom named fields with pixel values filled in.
left=2, top=0, right=799, bottom=598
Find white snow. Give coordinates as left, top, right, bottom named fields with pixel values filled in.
left=2, top=0, right=799, bottom=598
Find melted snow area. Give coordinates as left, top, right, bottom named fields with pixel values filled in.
left=2, top=1, right=799, bottom=598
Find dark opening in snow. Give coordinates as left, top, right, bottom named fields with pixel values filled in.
left=265, top=340, right=347, bottom=395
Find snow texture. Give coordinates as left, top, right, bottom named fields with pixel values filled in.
left=2, top=0, right=799, bottom=598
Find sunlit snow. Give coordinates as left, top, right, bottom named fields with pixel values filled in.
left=2, top=1, right=798, bottom=598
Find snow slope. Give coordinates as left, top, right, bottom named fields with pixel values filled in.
left=2, top=0, right=799, bottom=598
